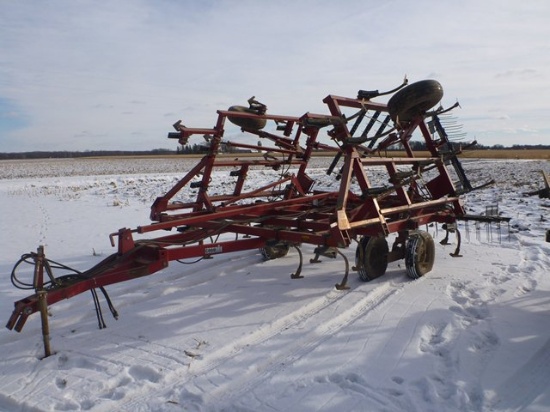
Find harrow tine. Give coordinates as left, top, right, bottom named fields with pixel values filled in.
left=290, top=245, right=304, bottom=279
left=450, top=228, right=463, bottom=258
left=334, top=249, right=350, bottom=291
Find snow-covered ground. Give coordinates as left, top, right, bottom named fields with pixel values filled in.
left=1, top=157, right=549, bottom=412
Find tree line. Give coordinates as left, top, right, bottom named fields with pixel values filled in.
left=1, top=143, right=549, bottom=160
left=403, top=142, right=550, bottom=151
left=0, top=148, right=174, bottom=160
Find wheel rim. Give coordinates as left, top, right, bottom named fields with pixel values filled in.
left=405, top=231, right=435, bottom=279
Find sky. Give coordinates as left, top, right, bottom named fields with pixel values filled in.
left=1, top=0, right=549, bottom=152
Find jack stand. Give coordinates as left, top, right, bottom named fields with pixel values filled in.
left=33, top=246, right=52, bottom=358
left=38, top=290, right=52, bottom=358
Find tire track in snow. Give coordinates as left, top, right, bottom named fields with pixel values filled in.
left=198, top=280, right=406, bottom=409
left=44, top=250, right=265, bottom=411
left=489, top=337, right=550, bottom=411
left=114, top=285, right=351, bottom=410
left=117, top=275, right=413, bottom=410
left=45, top=247, right=353, bottom=411
left=485, top=239, right=550, bottom=410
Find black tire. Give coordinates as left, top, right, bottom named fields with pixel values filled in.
left=260, top=242, right=290, bottom=260
left=227, top=105, right=267, bottom=130
left=405, top=231, right=435, bottom=279
left=355, top=236, right=389, bottom=281
left=387, top=80, right=443, bottom=124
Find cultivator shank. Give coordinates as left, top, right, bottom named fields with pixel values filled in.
left=7, top=79, right=477, bottom=354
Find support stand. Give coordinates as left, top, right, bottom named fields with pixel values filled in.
left=34, top=246, right=53, bottom=358
left=38, top=291, right=52, bottom=358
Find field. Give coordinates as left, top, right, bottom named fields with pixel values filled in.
left=1, top=156, right=549, bottom=411
left=459, top=149, right=550, bottom=160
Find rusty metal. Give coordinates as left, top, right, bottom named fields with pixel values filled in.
left=7, top=79, right=482, bottom=345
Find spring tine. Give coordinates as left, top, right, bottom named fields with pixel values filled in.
left=334, top=249, right=350, bottom=290
left=290, top=245, right=304, bottom=279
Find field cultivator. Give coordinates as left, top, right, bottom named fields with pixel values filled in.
left=7, top=79, right=481, bottom=357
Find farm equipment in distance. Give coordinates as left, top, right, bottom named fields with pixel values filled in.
left=7, top=78, right=479, bottom=357
left=526, top=170, right=550, bottom=199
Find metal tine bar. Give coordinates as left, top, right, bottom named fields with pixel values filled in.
left=360, top=111, right=381, bottom=138
left=326, top=152, right=342, bottom=176
left=430, top=115, right=451, bottom=147
left=432, top=115, right=447, bottom=140
left=447, top=133, right=467, bottom=140
left=442, top=124, right=464, bottom=130
left=376, top=115, right=391, bottom=135
left=433, top=114, right=465, bottom=141
left=349, top=110, right=366, bottom=136
left=431, top=114, right=473, bottom=192
left=368, top=115, right=391, bottom=149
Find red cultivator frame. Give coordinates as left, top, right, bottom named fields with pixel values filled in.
left=7, top=79, right=476, bottom=356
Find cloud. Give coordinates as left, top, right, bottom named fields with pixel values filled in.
left=495, top=69, right=540, bottom=79
left=0, top=0, right=549, bottom=151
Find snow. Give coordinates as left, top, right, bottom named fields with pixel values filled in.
left=1, top=157, right=549, bottom=411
